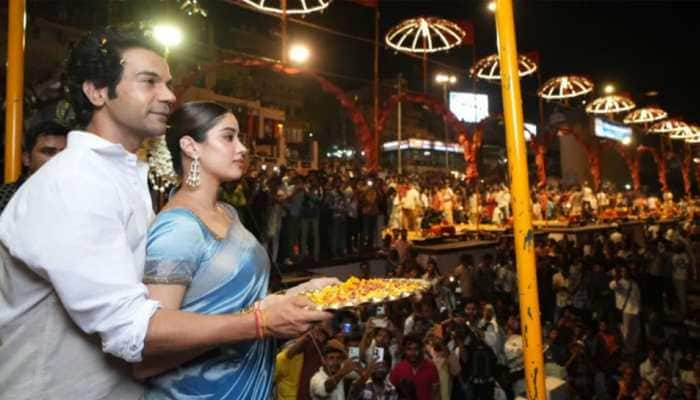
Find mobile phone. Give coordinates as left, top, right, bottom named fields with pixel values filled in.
left=342, top=322, right=353, bottom=335
left=373, top=319, right=388, bottom=329
left=376, top=305, right=385, bottom=316
left=348, top=346, right=360, bottom=360
left=373, top=347, right=385, bottom=362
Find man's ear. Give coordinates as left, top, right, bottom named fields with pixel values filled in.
left=82, top=81, right=109, bottom=107
left=22, top=151, right=30, bottom=168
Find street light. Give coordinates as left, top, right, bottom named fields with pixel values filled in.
left=604, top=84, right=615, bottom=94
left=435, top=73, right=457, bottom=85
left=435, top=73, right=457, bottom=171
left=487, top=1, right=496, bottom=12
left=289, top=43, right=310, bottom=65
left=152, top=24, right=183, bottom=52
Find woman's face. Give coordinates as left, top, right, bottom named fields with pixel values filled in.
left=196, top=113, right=248, bottom=182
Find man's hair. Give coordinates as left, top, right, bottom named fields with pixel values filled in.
left=402, top=334, right=422, bottom=349
left=23, top=121, right=69, bottom=152
left=65, top=26, right=164, bottom=127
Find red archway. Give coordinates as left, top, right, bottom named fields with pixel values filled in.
left=637, top=145, right=668, bottom=192
left=173, top=57, right=378, bottom=169
left=599, top=139, right=640, bottom=191
left=557, top=128, right=602, bottom=190
left=529, top=128, right=558, bottom=189
left=665, top=149, right=692, bottom=197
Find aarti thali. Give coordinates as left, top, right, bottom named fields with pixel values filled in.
left=304, top=277, right=432, bottom=310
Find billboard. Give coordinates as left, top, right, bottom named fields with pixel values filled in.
left=449, top=91, right=489, bottom=123
left=382, top=139, right=461, bottom=153
left=594, top=117, right=632, bottom=143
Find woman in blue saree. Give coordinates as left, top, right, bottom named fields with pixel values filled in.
left=137, top=101, right=335, bottom=399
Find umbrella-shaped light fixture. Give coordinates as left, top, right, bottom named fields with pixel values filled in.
left=684, top=125, right=700, bottom=143
left=585, top=95, right=636, bottom=115
left=669, top=125, right=695, bottom=140
left=647, top=118, right=689, bottom=134
left=470, top=53, right=538, bottom=81
left=385, top=16, right=465, bottom=54
left=623, top=107, right=668, bottom=125
left=240, top=0, right=332, bottom=14
left=537, top=75, right=594, bottom=100
left=386, top=16, right=465, bottom=93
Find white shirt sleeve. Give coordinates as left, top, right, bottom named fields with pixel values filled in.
left=0, top=168, right=159, bottom=362
left=310, top=370, right=330, bottom=398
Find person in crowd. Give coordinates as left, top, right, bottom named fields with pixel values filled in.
left=453, top=253, right=476, bottom=301
left=389, top=334, right=440, bottom=400
left=310, top=339, right=362, bottom=400
left=671, top=242, right=691, bottom=317
left=328, top=179, right=349, bottom=257
left=0, top=120, right=68, bottom=211
left=360, top=178, right=381, bottom=251
left=266, top=177, right=287, bottom=264
left=276, top=325, right=332, bottom=400
left=639, top=347, right=662, bottom=388
left=301, top=176, right=323, bottom=262
left=610, top=264, right=642, bottom=355
left=350, top=358, right=399, bottom=400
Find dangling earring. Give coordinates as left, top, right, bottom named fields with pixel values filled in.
left=185, top=156, right=201, bottom=189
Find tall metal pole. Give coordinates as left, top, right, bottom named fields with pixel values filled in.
left=495, top=1, right=546, bottom=398
left=397, top=74, right=403, bottom=175
left=5, top=0, right=26, bottom=183
left=422, top=52, right=428, bottom=94
left=373, top=7, right=380, bottom=171
left=443, top=83, right=449, bottom=171
left=281, top=0, right=288, bottom=64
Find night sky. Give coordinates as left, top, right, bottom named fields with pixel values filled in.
left=213, top=0, right=700, bottom=124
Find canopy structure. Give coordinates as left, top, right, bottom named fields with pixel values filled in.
left=684, top=125, right=700, bottom=144
left=538, top=75, right=594, bottom=100
left=647, top=118, right=689, bottom=134
left=470, top=53, right=537, bottom=81
left=385, top=16, right=465, bottom=54
left=623, top=107, right=668, bottom=125
left=669, top=125, right=695, bottom=140
left=585, top=94, right=636, bottom=115
left=240, top=0, right=332, bottom=14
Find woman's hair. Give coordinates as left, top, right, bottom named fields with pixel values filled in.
left=166, top=101, right=230, bottom=175
left=66, top=26, right=163, bottom=127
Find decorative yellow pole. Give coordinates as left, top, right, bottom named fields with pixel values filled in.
left=4, top=0, right=26, bottom=183
left=495, top=0, right=547, bottom=399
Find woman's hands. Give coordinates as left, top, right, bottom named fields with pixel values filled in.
left=259, top=293, right=332, bottom=338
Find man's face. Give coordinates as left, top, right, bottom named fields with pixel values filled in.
left=375, top=329, right=390, bottom=347
left=100, top=48, right=175, bottom=142
left=465, top=303, right=478, bottom=319
left=404, top=342, right=421, bottom=364
left=23, top=134, right=67, bottom=174
left=325, top=351, right=344, bottom=375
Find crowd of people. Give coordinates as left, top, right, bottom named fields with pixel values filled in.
left=220, top=161, right=693, bottom=267
left=273, top=223, right=700, bottom=399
